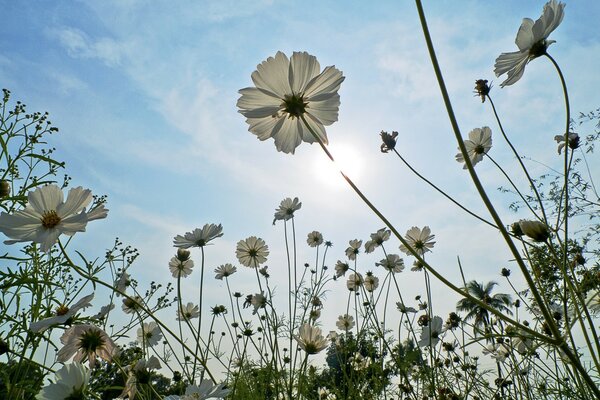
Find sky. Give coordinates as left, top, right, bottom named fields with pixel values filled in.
left=2, top=0, right=600, bottom=371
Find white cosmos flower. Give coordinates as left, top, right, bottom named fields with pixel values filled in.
left=114, top=272, right=132, bottom=296
left=376, top=254, right=405, bottom=273
left=137, top=321, right=163, bottom=347
left=57, top=324, right=118, bottom=368
left=0, top=184, right=108, bottom=253
left=173, top=223, right=223, bottom=248
left=417, top=316, right=444, bottom=348
left=37, top=362, right=90, bottom=400
left=399, top=226, right=435, bottom=256
left=237, top=51, right=345, bottom=154
left=236, top=236, right=269, bottom=268
left=273, top=197, right=302, bottom=224
left=494, top=0, right=565, bottom=87
left=364, top=228, right=391, bottom=253
left=168, top=256, right=195, bottom=278
left=214, top=263, right=237, bottom=280
left=307, top=231, right=324, bottom=247
left=164, top=380, right=230, bottom=400
left=334, top=260, right=349, bottom=278
left=30, top=293, right=94, bottom=332
left=345, top=239, right=362, bottom=261
left=455, top=127, right=492, bottom=169
left=177, top=302, right=200, bottom=321
left=346, top=272, right=363, bottom=291
left=336, top=314, right=355, bottom=331
left=364, top=273, right=379, bottom=292
left=295, top=323, right=328, bottom=355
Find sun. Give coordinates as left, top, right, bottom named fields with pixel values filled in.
left=313, top=143, right=363, bottom=188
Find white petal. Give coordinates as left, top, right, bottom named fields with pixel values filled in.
left=251, top=51, right=291, bottom=97
left=86, top=204, right=108, bottom=221
left=304, top=66, right=344, bottom=99
left=289, top=52, right=321, bottom=93
left=28, top=185, right=63, bottom=213
left=58, top=187, right=92, bottom=218
left=307, top=94, right=340, bottom=126
left=494, top=50, right=528, bottom=76
left=515, top=18, right=535, bottom=51
left=60, top=211, right=89, bottom=235
left=300, top=113, right=328, bottom=145
left=39, top=229, right=62, bottom=252
left=237, top=87, right=282, bottom=110
left=272, top=117, right=303, bottom=154
left=246, top=116, right=281, bottom=140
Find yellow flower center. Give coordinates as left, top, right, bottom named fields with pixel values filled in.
left=41, top=210, right=61, bottom=229
left=56, top=304, right=70, bottom=316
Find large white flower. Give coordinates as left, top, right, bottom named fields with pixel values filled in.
left=173, top=223, right=223, bottom=248
left=30, top=293, right=94, bottom=332
left=57, top=324, right=118, bottom=368
left=494, top=0, right=565, bottom=87
left=237, top=51, right=345, bottom=154
left=37, top=362, right=90, bottom=400
left=214, top=263, right=237, bottom=280
left=336, top=314, right=355, bottom=332
left=399, top=226, right=435, bottom=257
left=455, top=127, right=492, bottom=169
left=137, top=321, right=163, bottom=347
left=177, top=302, right=200, bottom=321
left=0, top=184, right=108, bottom=252
left=273, top=197, right=302, bottom=224
left=236, top=236, right=269, bottom=268
left=295, top=323, right=328, bottom=355
left=417, top=316, right=444, bottom=348
left=376, top=254, right=405, bottom=274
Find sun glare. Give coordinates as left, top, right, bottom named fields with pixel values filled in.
left=313, top=143, right=363, bottom=188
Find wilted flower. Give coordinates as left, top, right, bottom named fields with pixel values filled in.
left=334, top=260, right=349, bottom=278
left=173, top=223, right=223, bottom=248
left=336, top=314, right=355, bottom=331
left=273, top=197, right=302, bottom=224
left=57, top=325, right=118, bottom=368
left=122, top=296, right=144, bottom=314
left=346, top=272, right=363, bottom=291
left=137, top=322, right=163, bottom=347
left=364, top=272, right=379, bottom=292
left=345, top=239, right=362, bottom=260
left=114, top=272, right=132, bottom=296
left=37, top=362, right=90, bottom=400
left=0, top=185, right=108, bottom=253
left=295, top=323, right=328, bottom=355
left=237, top=51, right=344, bottom=154
left=494, top=0, right=566, bottom=87
left=177, top=302, right=200, bottom=321
left=376, top=254, right=405, bottom=273
left=30, top=293, right=94, bottom=332
left=307, top=231, right=324, bottom=247
left=399, top=226, right=436, bottom=256
left=474, top=79, right=491, bottom=102
left=518, top=220, right=550, bottom=242
left=555, top=132, right=580, bottom=154
left=380, top=131, right=398, bottom=153
left=214, top=263, right=237, bottom=280
left=417, top=316, right=444, bottom=348
left=236, top=236, right=269, bottom=268
left=396, top=302, right=417, bottom=314
left=365, top=228, right=391, bottom=253
left=456, top=127, right=492, bottom=169
left=250, top=292, right=267, bottom=315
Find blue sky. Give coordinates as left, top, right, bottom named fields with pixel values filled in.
left=2, top=0, right=600, bottom=353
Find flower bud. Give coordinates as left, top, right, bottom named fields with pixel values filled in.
left=518, top=220, right=550, bottom=242
left=176, top=248, right=191, bottom=261
left=0, top=180, right=10, bottom=197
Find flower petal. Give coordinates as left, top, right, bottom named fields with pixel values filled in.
left=515, top=18, right=535, bottom=51
left=237, top=87, right=282, bottom=111
left=304, top=66, right=345, bottom=99
left=28, top=185, right=63, bottom=213
left=290, top=52, right=321, bottom=94
left=251, top=51, right=291, bottom=96
left=246, top=116, right=281, bottom=141
left=272, top=117, right=303, bottom=154
left=57, top=187, right=92, bottom=218
left=307, top=94, right=340, bottom=126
